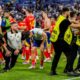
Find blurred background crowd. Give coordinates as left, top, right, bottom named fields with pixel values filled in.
left=0, top=0, right=80, bottom=24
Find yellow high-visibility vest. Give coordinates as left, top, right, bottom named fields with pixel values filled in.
left=50, top=15, right=65, bottom=42
left=76, top=35, right=80, bottom=46
left=50, top=15, right=73, bottom=45
left=64, top=27, right=73, bottom=45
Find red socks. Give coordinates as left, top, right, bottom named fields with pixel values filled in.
left=32, top=59, right=36, bottom=66
left=0, top=51, right=3, bottom=59
left=25, top=47, right=31, bottom=61
left=22, top=46, right=26, bottom=57
left=44, top=50, right=50, bottom=58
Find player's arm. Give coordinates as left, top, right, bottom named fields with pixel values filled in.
left=69, top=19, right=79, bottom=24
left=18, top=26, right=26, bottom=30
left=70, top=23, right=80, bottom=28
left=42, top=32, right=47, bottom=44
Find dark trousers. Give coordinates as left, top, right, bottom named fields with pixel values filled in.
left=75, top=47, right=80, bottom=69
left=65, top=42, right=78, bottom=71
left=76, top=56, right=80, bottom=69
left=51, top=40, right=77, bottom=73
left=3, top=45, right=19, bottom=69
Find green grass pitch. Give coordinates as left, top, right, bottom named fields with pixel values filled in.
left=0, top=52, right=80, bottom=80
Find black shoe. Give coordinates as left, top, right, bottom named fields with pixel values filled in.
left=0, top=67, right=10, bottom=73
left=67, top=71, right=80, bottom=77
left=64, top=69, right=69, bottom=73
left=50, top=71, right=57, bottom=76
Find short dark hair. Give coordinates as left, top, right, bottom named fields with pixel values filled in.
left=26, top=8, right=33, bottom=13
left=11, top=22, right=17, bottom=25
left=22, top=31, right=30, bottom=39
left=70, top=11, right=76, bottom=18
left=62, top=7, right=69, bottom=13
left=77, top=13, right=80, bottom=16
left=41, top=8, right=45, bottom=12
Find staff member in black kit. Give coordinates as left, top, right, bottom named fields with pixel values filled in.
left=50, top=7, right=80, bottom=76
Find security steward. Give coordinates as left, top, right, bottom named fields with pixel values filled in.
left=68, top=11, right=80, bottom=73
left=69, top=12, right=80, bottom=72
left=50, top=7, right=80, bottom=76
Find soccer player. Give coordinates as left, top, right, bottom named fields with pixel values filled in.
left=28, top=28, right=47, bottom=69
left=22, top=8, right=36, bottom=63
left=23, top=8, right=35, bottom=31
left=41, top=10, right=51, bottom=62
left=16, top=18, right=26, bottom=60
left=22, top=33, right=31, bottom=64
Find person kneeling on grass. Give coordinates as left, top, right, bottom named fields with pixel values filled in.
left=2, top=22, right=28, bottom=72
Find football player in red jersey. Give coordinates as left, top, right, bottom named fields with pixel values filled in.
left=23, top=8, right=35, bottom=31
left=21, top=8, right=37, bottom=64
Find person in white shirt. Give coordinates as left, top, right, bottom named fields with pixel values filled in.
left=2, top=22, right=26, bottom=71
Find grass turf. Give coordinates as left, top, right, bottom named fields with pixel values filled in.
left=0, top=53, right=79, bottom=80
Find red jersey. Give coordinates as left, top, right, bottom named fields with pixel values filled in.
left=9, top=16, right=16, bottom=23
left=18, top=21, right=26, bottom=30
left=50, top=21, right=55, bottom=33
left=24, top=15, right=35, bottom=31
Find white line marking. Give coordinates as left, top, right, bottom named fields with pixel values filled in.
left=64, top=77, right=80, bottom=80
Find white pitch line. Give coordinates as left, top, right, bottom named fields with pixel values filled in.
left=64, top=77, right=80, bottom=80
